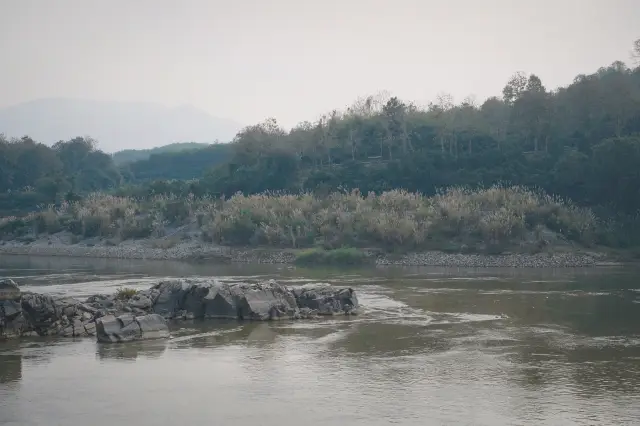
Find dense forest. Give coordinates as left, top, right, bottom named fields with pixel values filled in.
left=112, top=142, right=212, bottom=165
left=1, top=41, right=640, bottom=247
left=119, top=143, right=232, bottom=182
left=0, top=136, right=121, bottom=214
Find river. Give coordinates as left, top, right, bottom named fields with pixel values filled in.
left=1, top=255, right=639, bottom=425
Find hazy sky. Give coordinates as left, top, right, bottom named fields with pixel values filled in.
left=1, top=0, right=638, bottom=128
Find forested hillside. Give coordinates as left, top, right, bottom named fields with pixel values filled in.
left=204, top=62, right=640, bottom=210
left=2, top=42, right=640, bottom=247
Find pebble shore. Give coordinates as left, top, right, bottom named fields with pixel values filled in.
left=0, top=239, right=610, bottom=268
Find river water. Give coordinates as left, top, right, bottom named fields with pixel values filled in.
left=1, top=256, right=639, bottom=426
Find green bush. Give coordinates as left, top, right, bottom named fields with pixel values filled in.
left=34, top=211, right=62, bottom=234
left=114, top=287, right=138, bottom=300
left=0, top=218, right=31, bottom=238
left=294, top=247, right=370, bottom=266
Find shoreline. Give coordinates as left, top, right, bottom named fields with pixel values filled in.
left=0, top=239, right=620, bottom=268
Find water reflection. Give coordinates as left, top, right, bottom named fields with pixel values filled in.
left=96, top=340, right=167, bottom=361
left=0, top=354, right=22, bottom=384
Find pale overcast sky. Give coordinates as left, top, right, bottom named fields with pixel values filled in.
left=1, top=0, right=638, bottom=128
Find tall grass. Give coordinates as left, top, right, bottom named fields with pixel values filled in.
left=0, top=185, right=599, bottom=250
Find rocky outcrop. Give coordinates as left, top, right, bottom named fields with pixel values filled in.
left=0, top=278, right=359, bottom=341
left=0, top=279, right=21, bottom=300
left=146, top=279, right=302, bottom=321
left=96, top=313, right=169, bottom=343
left=1, top=279, right=33, bottom=338
left=292, top=283, right=359, bottom=315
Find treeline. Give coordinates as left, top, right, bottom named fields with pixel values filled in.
left=200, top=61, right=640, bottom=224
left=0, top=136, right=121, bottom=214
left=0, top=137, right=231, bottom=214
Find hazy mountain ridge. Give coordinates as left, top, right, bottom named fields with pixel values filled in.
left=0, top=98, right=243, bottom=153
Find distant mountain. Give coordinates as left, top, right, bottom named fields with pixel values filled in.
left=0, top=98, right=243, bottom=153
left=112, top=142, right=212, bottom=165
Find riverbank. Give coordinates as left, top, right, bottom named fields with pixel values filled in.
left=0, top=236, right=616, bottom=268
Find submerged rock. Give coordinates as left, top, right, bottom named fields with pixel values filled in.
left=96, top=313, right=169, bottom=343
left=1, top=278, right=359, bottom=341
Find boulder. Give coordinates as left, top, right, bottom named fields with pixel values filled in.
left=19, top=293, right=97, bottom=337
left=150, top=279, right=300, bottom=321
left=232, top=280, right=299, bottom=320
left=203, top=282, right=237, bottom=319
left=96, top=313, right=169, bottom=343
left=152, top=279, right=197, bottom=319
left=292, top=284, right=359, bottom=315
left=0, top=279, right=20, bottom=301
left=1, top=299, right=22, bottom=320
left=1, top=311, right=33, bottom=338
left=20, top=293, right=59, bottom=334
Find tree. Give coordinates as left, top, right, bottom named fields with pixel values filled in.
left=502, top=72, right=528, bottom=104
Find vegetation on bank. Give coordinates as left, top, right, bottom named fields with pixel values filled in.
left=111, top=142, right=213, bottom=165
left=1, top=38, right=640, bottom=250
left=294, top=248, right=371, bottom=266
left=114, top=287, right=139, bottom=301
left=0, top=185, right=599, bottom=254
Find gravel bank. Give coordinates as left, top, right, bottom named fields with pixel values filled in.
left=0, top=239, right=611, bottom=268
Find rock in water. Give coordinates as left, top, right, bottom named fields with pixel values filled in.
left=151, top=279, right=300, bottom=320
left=20, top=293, right=60, bottom=334
left=96, top=313, right=169, bottom=343
left=292, top=284, right=359, bottom=315
left=2, top=277, right=359, bottom=340
left=1, top=281, right=29, bottom=337
left=203, top=282, right=237, bottom=319
left=232, top=281, right=299, bottom=320
left=0, top=279, right=21, bottom=301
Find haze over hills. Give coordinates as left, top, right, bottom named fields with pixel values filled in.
left=0, top=98, right=243, bottom=153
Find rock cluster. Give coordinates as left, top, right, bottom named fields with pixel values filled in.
left=0, top=278, right=359, bottom=343
left=375, top=252, right=599, bottom=268
left=96, top=313, right=169, bottom=343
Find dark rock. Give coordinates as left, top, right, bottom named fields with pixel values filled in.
left=20, top=293, right=59, bottom=335
left=1, top=313, right=32, bottom=338
left=151, top=279, right=301, bottom=321
left=293, top=284, right=359, bottom=315
left=96, top=313, right=169, bottom=343
left=136, top=314, right=171, bottom=340
left=78, top=303, right=98, bottom=316
left=128, top=293, right=154, bottom=311
left=152, top=280, right=193, bottom=318
left=2, top=278, right=360, bottom=340
left=1, top=300, right=22, bottom=320
left=233, top=280, right=299, bottom=320
left=0, top=279, right=21, bottom=301
left=203, top=283, right=237, bottom=319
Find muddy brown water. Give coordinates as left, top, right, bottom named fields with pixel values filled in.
left=1, top=255, right=639, bottom=425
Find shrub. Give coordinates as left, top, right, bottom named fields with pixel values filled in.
left=0, top=185, right=603, bottom=250
left=294, top=247, right=370, bottom=266
left=34, top=210, right=62, bottom=234
left=114, top=287, right=138, bottom=300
